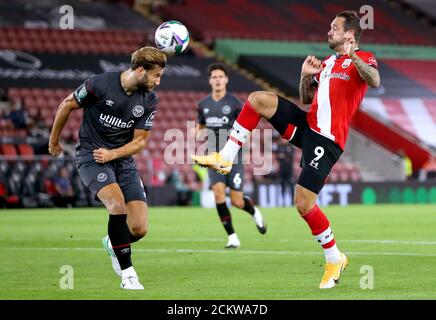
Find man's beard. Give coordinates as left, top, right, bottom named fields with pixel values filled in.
left=139, top=82, right=151, bottom=92
left=328, top=39, right=343, bottom=50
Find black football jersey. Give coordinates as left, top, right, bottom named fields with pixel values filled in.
left=198, top=93, right=242, bottom=154
left=73, top=71, right=157, bottom=151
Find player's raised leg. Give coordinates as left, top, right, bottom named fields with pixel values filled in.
left=230, top=191, right=266, bottom=234
left=294, top=185, right=348, bottom=289
left=191, top=92, right=300, bottom=174
left=98, top=183, right=144, bottom=290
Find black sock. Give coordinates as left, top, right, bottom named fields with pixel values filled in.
left=216, top=202, right=235, bottom=235
left=242, top=196, right=255, bottom=215
left=268, top=96, right=304, bottom=136
left=129, top=232, right=143, bottom=243
left=108, top=214, right=132, bottom=270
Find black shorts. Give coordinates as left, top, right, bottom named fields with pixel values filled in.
left=209, top=162, right=244, bottom=191
left=274, top=96, right=343, bottom=194
left=75, top=148, right=147, bottom=203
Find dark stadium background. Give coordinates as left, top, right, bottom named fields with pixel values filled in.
left=0, top=0, right=435, bottom=208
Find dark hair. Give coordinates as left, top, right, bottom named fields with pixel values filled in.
left=131, top=46, right=167, bottom=70
left=336, top=10, right=362, bottom=42
left=208, top=63, right=228, bottom=77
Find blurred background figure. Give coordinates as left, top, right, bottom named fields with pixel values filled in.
left=165, top=168, right=192, bottom=205
left=52, top=167, right=76, bottom=207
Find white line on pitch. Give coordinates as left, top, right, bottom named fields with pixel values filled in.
left=52, top=238, right=436, bottom=245
left=2, top=247, right=436, bottom=257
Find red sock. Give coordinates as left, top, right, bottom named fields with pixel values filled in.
left=302, top=205, right=336, bottom=249
left=222, top=99, right=262, bottom=161
left=236, top=100, right=261, bottom=132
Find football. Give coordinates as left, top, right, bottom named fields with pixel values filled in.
left=154, top=20, right=190, bottom=55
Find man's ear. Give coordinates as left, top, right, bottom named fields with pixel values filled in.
left=136, top=67, right=147, bottom=79
left=344, top=30, right=355, bottom=38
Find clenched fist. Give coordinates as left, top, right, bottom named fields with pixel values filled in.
left=93, top=148, right=115, bottom=163
left=48, top=141, right=63, bottom=157
left=301, top=55, right=323, bottom=76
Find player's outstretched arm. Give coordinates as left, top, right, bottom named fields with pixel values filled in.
left=48, top=93, right=80, bottom=156
left=349, top=52, right=380, bottom=88
left=344, top=33, right=380, bottom=88
left=93, top=129, right=150, bottom=163
left=299, top=55, right=322, bottom=105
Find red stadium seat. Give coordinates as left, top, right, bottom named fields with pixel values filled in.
left=0, top=182, right=6, bottom=197
left=17, top=144, right=34, bottom=156
left=0, top=144, right=17, bottom=156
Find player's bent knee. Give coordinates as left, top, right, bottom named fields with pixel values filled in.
left=105, top=200, right=126, bottom=215
left=248, top=91, right=266, bottom=110
left=294, top=197, right=313, bottom=216
left=212, top=186, right=226, bottom=203
left=231, top=199, right=244, bottom=209
left=248, top=91, right=278, bottom=118
left=130, top=224, right=148, bottom=238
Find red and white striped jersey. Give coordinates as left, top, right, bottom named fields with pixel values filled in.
left=306, top=49, right=378, bottom=150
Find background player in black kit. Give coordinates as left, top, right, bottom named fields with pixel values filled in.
left=194, top=63, right=266, bottom=248
left=48, top=47, right=166, bottom=290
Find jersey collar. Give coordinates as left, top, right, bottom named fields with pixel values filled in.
left=336, top=47, right=360, bottom=59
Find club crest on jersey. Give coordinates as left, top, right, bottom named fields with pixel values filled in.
left=132, top=105, right=145, bottom=117
left=222, top=105, right=231, bottom=115
left=368, top=56, right=378, bottom=67
left=342, top=59, right=352, bottom=69
left=97, top=173, right=107, bottom=182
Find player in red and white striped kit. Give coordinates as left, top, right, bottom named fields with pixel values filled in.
left=191, top=11, right=380, bottom=289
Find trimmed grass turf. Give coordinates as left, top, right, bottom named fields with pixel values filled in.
left=0, top=205, right=436, bottom=299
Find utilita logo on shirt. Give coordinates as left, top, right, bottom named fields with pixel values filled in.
left=205, top=116, right=229, bottom=127
left=99, top=114, right=134, bottom=129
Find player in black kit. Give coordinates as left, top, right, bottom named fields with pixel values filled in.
left=48, top=47, right=166, bottom=290
left=195, top=64, right=266, bottom=248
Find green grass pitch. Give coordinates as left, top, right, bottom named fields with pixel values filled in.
left=1, top=205, right=436, bottom=300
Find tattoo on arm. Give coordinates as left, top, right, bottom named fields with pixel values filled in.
left=299, top=74, right=315, bottom=104
left=349, top=53, right=380, bottom=88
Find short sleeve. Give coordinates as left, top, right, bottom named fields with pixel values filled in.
left=73, top=77, right=101, bottom=108
left=312, top=73, right=320, bottom=87
left=198, top=104, right=206, bottom=125
left=135, top=92, right=158, bottom=131
left=360, top=52, right=378, bottom=69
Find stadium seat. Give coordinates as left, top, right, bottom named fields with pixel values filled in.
left=0, top=27, right=148, bottom=54
left=17, top=144, right=34, bottom=157
left=0, top=144, right=18, bottom=156
left=157, top=0, right=436, bottom=45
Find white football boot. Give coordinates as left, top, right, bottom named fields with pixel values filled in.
left=120, top=267, right=144, bottom=290
left=225, top=233, right=241, bottom=248
left=252, top=207, right=267, bottom=234
left=102, top=235, right=122, bottom=277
